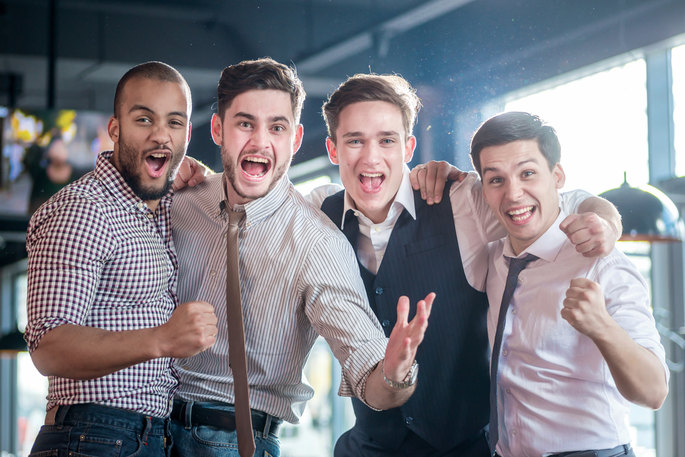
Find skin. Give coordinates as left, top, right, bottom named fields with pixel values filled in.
left=409, top=159, right=623, bottom=257
left=327, top=100, right=416, bottom=223
left=479, top=139, right=565, bottom=255
left=109, top=77, right=192, bottom=211
left=479, top=140, right=667, bottom=410
left=31, top=77, right=218, bottom=380
left=211, top=89, right=303, bottom=206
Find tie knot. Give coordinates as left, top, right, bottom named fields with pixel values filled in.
left=508, top=253, right=538, bottom=273
left=228, top=208, right=244, bottom=227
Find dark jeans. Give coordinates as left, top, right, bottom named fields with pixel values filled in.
left=29, top=403, right=170, bottom=457
left=169, top=400, right=280, bottom=457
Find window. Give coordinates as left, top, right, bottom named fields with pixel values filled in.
left=503, top=57, right=657, bottom=456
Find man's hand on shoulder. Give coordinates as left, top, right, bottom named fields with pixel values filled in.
left=560, top=212, right=619, bottom=258
left=173, top=156, right=214, bottom=191
left=409, top=161, right=466, bottom=205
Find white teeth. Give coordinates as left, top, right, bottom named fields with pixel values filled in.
left=245, top=157, right=268, bottom=164
left=361, top=172, right=383, bottom=178
left=150, top=153, right=167, bottom=158
left=508, top=206, right=533, bottom=216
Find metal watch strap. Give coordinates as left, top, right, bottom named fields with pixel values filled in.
left=382, top=360, right=419, bottom=389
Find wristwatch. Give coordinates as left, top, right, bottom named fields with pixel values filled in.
left=383, top=360, right=419, bottom=389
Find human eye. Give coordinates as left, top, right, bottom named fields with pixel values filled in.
left=135, top=116, right=152, bottom=125
left=169, top=118, right=185, bottom=128
left=238, top=121, right=252, bottom=129
left=380, top=138, right=396, bottom=146
left=488, top=176, right=503, bottom=185
left=346, top=138, right=362, bottom=146
left=272, top=124, right=286, bottom=133
left=522, top=170, right=536, bottom=178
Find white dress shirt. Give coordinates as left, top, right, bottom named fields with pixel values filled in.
left=308, top=165, right=416, bottom=274
left=485, top=211, right=668, bottom=456
left=173, top=174, right=388, bottom=423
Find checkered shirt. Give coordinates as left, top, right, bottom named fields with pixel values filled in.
left=25, top=150, right=178, bottom=417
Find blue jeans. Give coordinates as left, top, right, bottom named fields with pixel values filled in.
left=29, top=403, right=170, bottom=457
left=169, top=401, right=280, bottom=457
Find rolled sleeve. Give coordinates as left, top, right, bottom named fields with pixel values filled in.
left=299, top=233, right=388, bottom=406
left=25, top=199, right=114, bottom=351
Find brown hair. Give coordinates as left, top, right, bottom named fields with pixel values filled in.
left=216, top=57, right=305, bottom=124
left=322, top=73, right=422, bottom=142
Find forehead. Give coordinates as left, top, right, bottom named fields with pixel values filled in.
left=120, top=77, right=190, bottom=115
left=337, top=101, right=404, bottom=132
left=481, top=139, right=545, bottom=170
left=225, top=89, right=294, bottom=121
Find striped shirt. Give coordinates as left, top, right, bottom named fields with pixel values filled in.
left=25, top=150, right=178, bottom=418
left=172, top=173, right=387, bottom=423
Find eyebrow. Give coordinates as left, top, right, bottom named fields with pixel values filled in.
left=129, top=104, right=188, bottom=119
left=482, top=158, right=538, bottom=175
left=234, top=112, right=291, bottom=124
left=341, top=130, right=400, bottom=138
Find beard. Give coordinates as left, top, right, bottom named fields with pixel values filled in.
left=222, top=146, right=291, bottom=201
left=116, top=138, right=183, bottom=202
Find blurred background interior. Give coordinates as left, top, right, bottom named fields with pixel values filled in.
left=2, top=1, right=685, bottom=456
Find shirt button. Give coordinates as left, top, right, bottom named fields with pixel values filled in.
left=147, top=213, right=154, bottom=219
left=502, top=349, right=508, bottom=356
left=210, top=270, right=217, bottom=277
left=381, top=319, right=391, bottom=328
left=506, top=388, right=511, bottom=394
left=404, top=416, right=414, bottom=425
left=511, top=308, right=517, bottom=314
left=375, top=287, right=384, bottom=295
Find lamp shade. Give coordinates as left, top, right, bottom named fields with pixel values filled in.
left=599, top=178, right=683, bottom=242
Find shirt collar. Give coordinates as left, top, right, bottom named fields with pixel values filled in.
left=218, top=173, right=292, bottom=226
left=502, top=207, right=568, bottom=263
left=95, top=150, right=173, bottom=214
left=339, top=165, right=417, bottom=229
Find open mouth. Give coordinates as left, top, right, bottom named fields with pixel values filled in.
left=144, top=151, right=171, bottom=178
left=241, top=156, right=271, bottom=178
left=507, top=205, right=535, bottom=223
left=359, top=172, right=385, bottom=192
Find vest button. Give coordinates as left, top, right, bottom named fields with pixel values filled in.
left=381, top=319, right=390, bottom=328
left=405, top=416, right=414, bottom=425
left=375, top=287, right=384, bottom=295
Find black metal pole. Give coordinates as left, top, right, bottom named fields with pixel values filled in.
left=47, top=0, right=57, bottom=109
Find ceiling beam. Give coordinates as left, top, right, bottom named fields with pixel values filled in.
left=296, top=0, right=476, bottom=74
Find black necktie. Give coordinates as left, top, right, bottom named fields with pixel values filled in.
left=225, top=207, right=255, bottom=457
left=488, top=253, right=538, bottom=455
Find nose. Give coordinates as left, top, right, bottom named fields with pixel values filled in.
left=361, top=142, right=382, bottom=165
left=150, top=123, right=171, bottom=146
left=249, top=126, right=270, bottom=151
left=504, top=179, right=524, bottom=200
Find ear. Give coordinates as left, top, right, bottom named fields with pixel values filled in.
left=404, top=135, right=417, bottom=163
left=107, top=116, right=119, bottom=143
left=292, top=124, right=304, bottom=155
left=210, top=113, right=222, bottom=146
left=187, top=121, right=192, bottom=144
left=553, top=163, right=566, bottom=189
left=326, top=137, right=339, bottom=165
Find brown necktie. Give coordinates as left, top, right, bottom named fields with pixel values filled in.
left=225, top=207, right=255, bottom=457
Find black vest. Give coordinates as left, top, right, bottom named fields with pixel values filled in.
left=321, top=186, right=490, bottom=452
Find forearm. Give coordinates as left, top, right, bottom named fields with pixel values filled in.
left=593, top=323, right=668, bottom=409
left=30, top=324, right=166, bottom=380
left=363, top=363, right=416, bottom=410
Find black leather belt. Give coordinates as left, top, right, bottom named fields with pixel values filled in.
left=548, top=444, right=632, bottom=457
left=171, top=401, right=282, bottom=437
